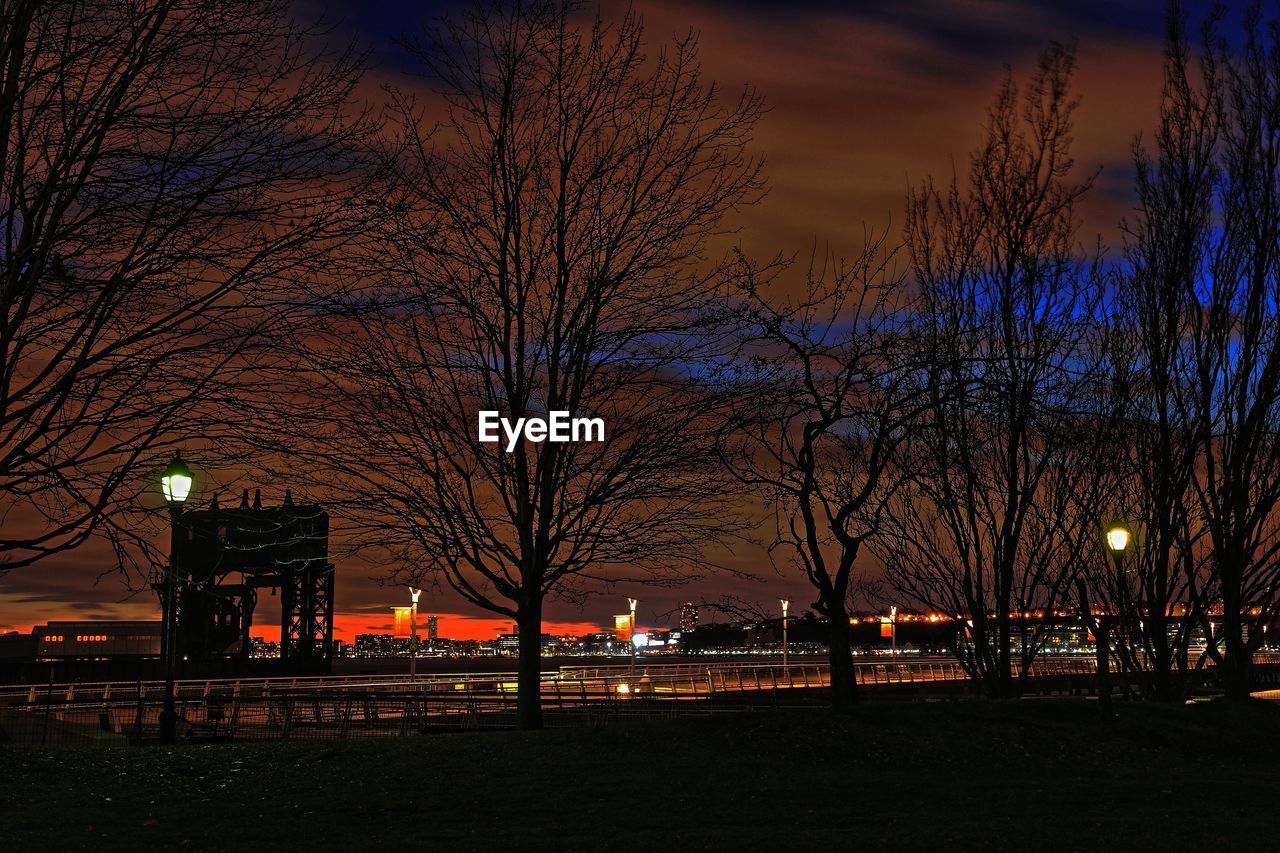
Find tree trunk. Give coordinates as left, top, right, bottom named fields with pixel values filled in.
left=1151, top=612, right=1174, bottom=703
left=516, top=598, right=544, bottom=729
left=827, top=609, right=858, bottom=712
left=1221, top=608, right=1253, bottom=702
left=1095, top=617, right=1111, bottom=705
left=995, top=608, right=1015, bottom=699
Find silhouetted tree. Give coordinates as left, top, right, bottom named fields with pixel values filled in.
left=1182, top=3, right=1280, bottom=700
left=0, top=0, right=372, bottom=571
left=265, top=0, right=763, bottom=728
left=720, top=238, right=932, bottom=711
left=1086, top=6, right=1218, bottom=701
left=877, top=45, right=1118, bottom=698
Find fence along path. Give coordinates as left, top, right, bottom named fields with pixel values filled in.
left=2, top=654, right=1270, bottom=745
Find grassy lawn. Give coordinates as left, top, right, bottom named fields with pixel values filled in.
left=3, top=699, right=1279, bottom=851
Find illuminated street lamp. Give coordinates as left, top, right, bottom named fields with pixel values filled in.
left=780, top=599, right=790, bottom=667
left=1089, top=521, right=1133, bottom=705
left=159, top=452, right=192, bottom=744
left=1105, top=525, right=1131, bottom=555
left=160, top=453, right=193, bottom=503
left=890, top=605, right=898, bottom=659
left=627, top=597, right=638, bottom=675
left=409, top=587, right=421, bottom=678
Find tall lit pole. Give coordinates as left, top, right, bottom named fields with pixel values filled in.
left=780, top=599, right=790, bottom=667
left=627, top=597, right=638, bottom=675
left=890, top=605, right=898, bottom=660
left=1098, top=523, right=1131, bottom=705
left=409, top=587, right=421, bottom=678
left=159, top=453, right=192, bottom=744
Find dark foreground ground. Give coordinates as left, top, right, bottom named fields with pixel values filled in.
left=3, top=699, right=1279, bottom=851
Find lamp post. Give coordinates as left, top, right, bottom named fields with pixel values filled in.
left=409, top=587, right=421, bottom=678
left=780, top=599, right=790, bottom=667
left=1105, top=525, right=1130, bottom=556
left=890, top=605, right=898, bottom=660
left=159, top=453, right=192, bottom=744
left=1096, top=523, right=1131, bottom=705
left=627, top=597, right=638, bottom=675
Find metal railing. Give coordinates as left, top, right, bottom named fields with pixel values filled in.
left=6, top=651, right=1277, bottom=746
left=560, top=656, right=1095, bottom=691
left=0, top=679, right=744, bottom=745
left=12, top=649, right=1276, bottom=707
left=0, top=670, right=565, bottom=704
left=0, top=657, right=1069, bottom=745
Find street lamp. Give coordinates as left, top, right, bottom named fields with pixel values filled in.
left=1105, top=525, right=1131, bottom=555
left=161, top=453, right=193, bottom=503
left=627, top=597, right=638, bottom=675
left=780, top=599, right=790, bottom=667
left=159, top=452, right=192, bottom=744
left=409, top=587, right=421, bottom=678
left=1092, top=522, right=1132, bottom=705
left=890, top=605, right=898, bottom=660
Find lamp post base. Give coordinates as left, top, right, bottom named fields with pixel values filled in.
left=158, top=705, right=177, bottom=744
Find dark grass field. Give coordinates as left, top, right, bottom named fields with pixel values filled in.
left=4, top=699, right=1279, bottom=851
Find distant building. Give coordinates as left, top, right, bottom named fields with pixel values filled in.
left=679, top=622, right=749, bottom=654
left=578, top=631, right=616, bottom=655
left=354, top=633, right=410, bottom=657
left=249, top=636, right=281, bottom=659
left=642, top=629, right=672, bottom=648
left=679, top=603, right=699, bottom=633
left=495, top=632, right=564, bottom=654
left=426, top=615, right=439, bottom=641
left=33, top=621, right=161, bottom=658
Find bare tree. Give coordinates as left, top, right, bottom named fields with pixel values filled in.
left=0, top=0, right=373, bottom=571
left=261, top=0, right=763, bottom=728
left=877, top=45, right=1117, bottom=698
left=719, top=238, right=931, bottom=711
left=1089, top=6, right=1219, bottom=701
left=1184, top=3, right=1280, bottom=700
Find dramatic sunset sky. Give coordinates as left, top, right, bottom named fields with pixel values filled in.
left=0, top=0, right=1225, bottom=640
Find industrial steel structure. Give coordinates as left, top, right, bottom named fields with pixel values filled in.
left=151, top=489, right=335, bottom=675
